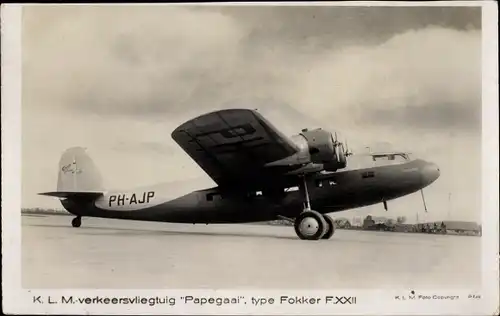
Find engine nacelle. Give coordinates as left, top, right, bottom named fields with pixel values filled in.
left=323, top=143, right=347, bottom=171
left=300, top=128, right=336, bottom=163
left=290, top=128, right=347, bottom=171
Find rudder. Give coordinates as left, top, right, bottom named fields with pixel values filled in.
left=56, top=147, right=104, bottom=192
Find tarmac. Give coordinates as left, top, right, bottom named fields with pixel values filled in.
left=22, top=214, right=481, bottom=289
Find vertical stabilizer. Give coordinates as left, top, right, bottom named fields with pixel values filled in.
left=56, top=147, right=103, bottom=192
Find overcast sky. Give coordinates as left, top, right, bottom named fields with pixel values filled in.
left=21, top=5, right=482, bottom=223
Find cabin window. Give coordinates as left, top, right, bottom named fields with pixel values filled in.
left=373, top=155, right=389, bottom=161
left=247, top=191, right=264, bottom=198
left=206, top=193, right=221, bottom=201
left=362, top=171, right=375, bottom=179
left=328, top=180, right=337, bottom=186
left=392, top=154, right=408, bottom=162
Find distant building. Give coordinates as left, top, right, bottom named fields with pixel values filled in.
left=371, top=216, right=389, bottom=224
left=352, top=216, right=363, bottom=227
left=440, top=221, right=481, bottom=232
left=334, top=218, right=352, bottom=229
left=363, top=215, right=375, bottom=229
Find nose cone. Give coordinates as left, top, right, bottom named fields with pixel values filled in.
left=421, top=161, right=440, bottom=186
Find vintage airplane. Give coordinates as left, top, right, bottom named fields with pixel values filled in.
left=39, top=108, right=440, bottom=240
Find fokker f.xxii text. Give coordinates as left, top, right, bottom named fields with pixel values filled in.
left=40, top=109, right=440, bottom=240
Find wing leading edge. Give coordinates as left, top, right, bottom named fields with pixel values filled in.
left=171, top=109, right=300, bottom=190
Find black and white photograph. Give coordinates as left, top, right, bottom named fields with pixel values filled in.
left=2, top=2, right=498, bottom=315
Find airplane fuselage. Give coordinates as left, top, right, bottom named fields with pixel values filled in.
left=41, top=109, right=441, bottom=240
left=61, top=158, right=439, bottom=224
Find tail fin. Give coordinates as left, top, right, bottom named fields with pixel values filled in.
left=39, top=147, right=104, bottom=199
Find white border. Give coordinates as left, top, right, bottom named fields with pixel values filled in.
left=2, top=2, right=498, bottom=315
left=1, top=2, right=22, bottom=312
left=21, top=1, right=496, bottom=7
left=481, top=1, right=500, bottom=315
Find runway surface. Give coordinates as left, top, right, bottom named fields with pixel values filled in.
left=22, top=214, right=481, bottom=289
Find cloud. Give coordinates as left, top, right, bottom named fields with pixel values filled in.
left=289, top=27, right=481, bottom=134
left=365, top=102, right=481, bottom=131
left=23, top=6, right=481, bottom=133
left=219, top=6, right=481, bottom=50
left=23, top=6, right=246, bottom=117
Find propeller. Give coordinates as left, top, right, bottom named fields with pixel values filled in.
left=332, top=132, right=340, bottom=146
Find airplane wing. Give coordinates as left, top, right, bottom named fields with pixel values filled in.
left=171, top=109, right=300, bottom=190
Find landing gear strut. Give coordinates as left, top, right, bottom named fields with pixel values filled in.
left=71, top=216, right=82, bottom=228
left=293, top=175, right=335, bottom=240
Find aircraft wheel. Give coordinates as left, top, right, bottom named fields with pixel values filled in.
left=71, top=217, right=81, bottom=228
left=294, top=210, right=326, bottom=240
left=321, top=214, right=335, bottom=239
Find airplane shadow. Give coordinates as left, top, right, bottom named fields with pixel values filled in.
left=25, top=223, right=298, bottom=241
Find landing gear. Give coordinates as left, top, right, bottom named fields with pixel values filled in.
left=294, top=212, right=335, bottom=240
left=71, top=216, right=82, bottom=228
left=321, top=214, right=335, bottom=239
left=294, top=210, right=326, bottom=240
left=293, top=175, right=335, bottom=240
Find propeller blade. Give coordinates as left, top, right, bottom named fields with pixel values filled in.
left=345, top=139, right=352, bottom=156
left=420, top=189, right=428, bottom=212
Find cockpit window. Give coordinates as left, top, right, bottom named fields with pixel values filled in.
left=372, top=153, right=410, bottom=163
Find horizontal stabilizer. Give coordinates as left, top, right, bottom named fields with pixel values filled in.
left=39, top=191, right=103, bottom=200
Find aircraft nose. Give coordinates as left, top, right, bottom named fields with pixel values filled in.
left=421, top=161, right=440, bottom=185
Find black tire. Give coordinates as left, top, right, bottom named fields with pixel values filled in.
left=294, top=211, right=326, bottom=240
left=71, top=217, right=81, bottom=228
left=321, top=215, right=335, bottom=239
